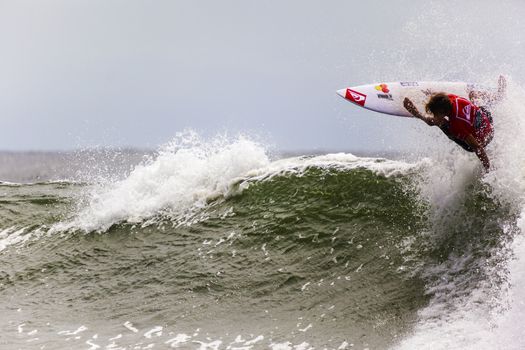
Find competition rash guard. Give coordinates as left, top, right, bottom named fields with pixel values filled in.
left=439, top=94, right=494, bottom=152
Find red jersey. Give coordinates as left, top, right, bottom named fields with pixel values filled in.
left=442, top=94, right=493, bottom=149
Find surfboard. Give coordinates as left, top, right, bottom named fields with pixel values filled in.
left=337, top=81, right=476, bottom=118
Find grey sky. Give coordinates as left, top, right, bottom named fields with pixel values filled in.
left=1, top=0, right=524, bottom=151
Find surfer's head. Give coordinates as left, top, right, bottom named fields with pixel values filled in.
left=426, top=93, right=452, bottom=117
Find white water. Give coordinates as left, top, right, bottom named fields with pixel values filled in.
left=56, top=131, right=271, bottom=232
left=393, top=79, right=525, bottom=350
left=372, top=0, right=525, bottom=346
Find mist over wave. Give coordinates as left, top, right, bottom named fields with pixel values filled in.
left=55, top=132, right=271, bottom=232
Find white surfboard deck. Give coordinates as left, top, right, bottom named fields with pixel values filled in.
left=337, top=81, right=477, bottom=118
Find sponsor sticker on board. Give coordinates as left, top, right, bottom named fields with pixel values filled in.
left=345, top=89, right=367, bottom=106
left=377, top=93, right=393, bottom=101
left=375, top=84, right=390, bottom=93
left=421, top=88, right=433, bottom=96
left=400, top=82, right=419, bottom=87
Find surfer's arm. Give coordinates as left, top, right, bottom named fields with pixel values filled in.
left=403, top=98, right=435, bottom=125
left=465, top=134, right=490, bottom=171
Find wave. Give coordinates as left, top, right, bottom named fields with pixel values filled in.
left=0, top=138, right=523, bottom=349
left=47, top=131, right=428, bottom=234
left=0, top=145, right=519, bottom=349
left=1, top=78, right=524, bottom=348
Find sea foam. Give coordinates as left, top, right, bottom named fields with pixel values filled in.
left=58, top=131, right=270, bottom=232
left=393, top=80, right=525, bottom=350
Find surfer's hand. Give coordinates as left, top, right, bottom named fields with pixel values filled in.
left=403, top=98, right=418, bottom=115
left=403, top=98, right=412, bottom=109
left=403, top=98, right=433, bottom=125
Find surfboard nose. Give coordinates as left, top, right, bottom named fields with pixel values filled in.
left=336, top=87, right=367, bottom=106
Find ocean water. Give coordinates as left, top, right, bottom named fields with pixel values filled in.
left=1, top=79, right=525, bottom=350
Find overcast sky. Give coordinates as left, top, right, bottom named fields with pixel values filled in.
left=1, top=0, right=524, bottom=151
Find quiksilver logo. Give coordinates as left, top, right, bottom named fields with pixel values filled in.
left=345, top=89, right=366, bottom=106
left=350, top=92, right=364, bottom=101
left=462, top=105, right=471, bottom=119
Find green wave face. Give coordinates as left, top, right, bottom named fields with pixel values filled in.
left=0, top=166, right=517, bottom=349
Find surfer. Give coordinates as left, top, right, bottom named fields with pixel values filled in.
left=403, top=93, right=495, bottom=171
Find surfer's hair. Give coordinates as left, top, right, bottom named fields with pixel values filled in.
left=426, top=93, right=452, bottom=115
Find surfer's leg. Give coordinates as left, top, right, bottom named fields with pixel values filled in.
left=474, top=107, right=494, bottom=147
left=483, top=131, right=494, bottom=147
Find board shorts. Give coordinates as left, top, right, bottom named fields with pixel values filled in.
left=477, top=106, right=494, bottom=147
